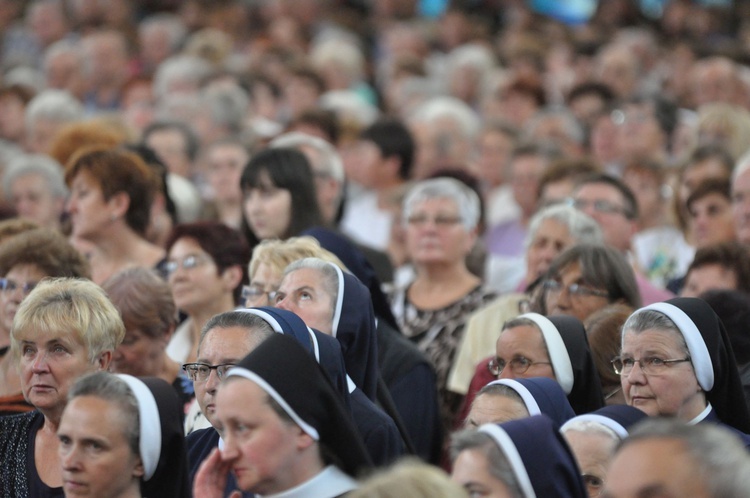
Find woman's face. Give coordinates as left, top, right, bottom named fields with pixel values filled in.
left=563, top=430, right=617, bottom=498
left=620, top=328, right=705, bottom=420
left=245, top=262, right=283, bottom=308
left=206, top=143, right=247, bottom=204
left=405, top=197, right=475, bottom=267
left=111, top=328, right=168, bottom=378
left=243, top=173, right=292, bottom=240
left=167, top=237, right=227, bottom=315
left=19, top=327, right=108, bottom=417
left=495, top=325, right=556, bottom=381
left=58, top=395, right=143, bottom=497
left=452, top=448, right=517, bottom=498
left=0, top=263, right=47, bottom=337
left=544, top=262, right=611, bottom=322
left=66, top=171, right=119, bottom=240
left=525, top=219, right=574, bottom=282
left=688, top=192, right=735, bottom=248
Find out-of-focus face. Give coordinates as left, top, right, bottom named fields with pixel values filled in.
left=405, top=197, right=475, bottom=267
left=347, top=139, right=384, bottom=189
left=563, top=430, right=617, bottom=498
left=495, top=325, right=556, bottom=381
left=620, top=328, right=705, bottom=420
left=680, top=158, right=729, bottom=206
left=688, top=192, right=734, bottom=248
left=58, top=395, right=143, bottom=497
left=245, top=262, right=283, bottom=308
left=510, top=154, right=546, bottom=217
left=731, top=168, right=750, bottom=245
left=18, top=327, right=108, bottom=418
left=544, top=262, right=611, bottom=322
left=573, top=182, right=635, bottom=252
left=452, top=448, right=516, bottom=498
left=206, top=143, right=248, bottom=205
left=194, top=326, right=253, bottom=427
left=167, top=237, right=227, bottom=315
left=618, top=102, right=665, bottom=159
left=275, top=268, right=334, bottom=335
left=525, top=219, right=574, bottom=283
left=603, top=438, right=712, bottom=498
left=9, top=173, right=64, bottom=229
left=476, top=129, right=514, bottom=188
left=0, top=264, right=47, bottom=337
left=66, top=171, right=116, bottom=241
left=145, top=128, right=192, bottom=178
left=216, top=378, right=311, bottom=495
left=465, top=393, right=529, bottom=428
left=243, top=173, right=292, bottom=241
left=26, top=117, right=64, bottom=154
left=0, top=94, right=26, bottom=142
left=111, top=328, right=168, bottom=378
left=622, top=169, right=662, bottom=225
left=680, top=263, right=737, bottom=298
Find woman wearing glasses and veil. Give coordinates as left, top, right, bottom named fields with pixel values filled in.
left=615, top=297, right=750, bottom=445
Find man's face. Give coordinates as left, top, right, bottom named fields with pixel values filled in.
left=274, top=268, right=335, bottom=335
left=194, top=326, right=255, bottom=427
left=573, top=182, right=636, bottom=252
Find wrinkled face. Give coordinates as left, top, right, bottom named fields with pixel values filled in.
left=58, top=395, right=143, bottom=498
left=405, top=197, right=475, bottom=267
left=216, top=378, right=310, bottom=495
left=274, top=268, right=334, bottom=335
left=603, top=438, right=712, bottom=498
left=111, top=328, right=167, bottom=378
left=206, top=143, right=248, bottom=204
left=680, top=263, right=737, bottom=298
left=688, top=192, right=734, bottom=248
left=573, top=183, right=635, bottom=252
left=9, top=173, right=63, bottom=228
left=167, top=237, right=227, bottom=315
left=732, top=168, right=750, bottom=245
left=525, top=219, right=574, bottom=282
left=245, top=262, right=283, bottom=308
left=544, top=262, right=611, bottom=322
left=563, top=430, right=617, bottom=498
left=0, top=264, right=47, bottom=338
left=495, top=325, right=556, bottom=381
left=243, top=173, right=292, bottom=241
left=620, top=329, right=704, bottom=420
left=66, top=171, right=117, bottom=241
left=194, top=326, right=253, bottom=427
left=465, top=393, right=529, bottom=428
left=18, top=328, right=107, bottom=417
left=452, top=448, right=516, bottom=498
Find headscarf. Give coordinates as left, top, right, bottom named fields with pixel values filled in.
left=487, top=378, right=576, bottom=427
left=226, top=333, right=372, bottom=477
left=560, top=405, right=649, bottom=439
left=638, top=297, right=750, bottom=433
left=116, top=375, right=190, bottom=498
left=480, top=415, right=587, bottom=498
left=521, top=313, right=605, bottom=414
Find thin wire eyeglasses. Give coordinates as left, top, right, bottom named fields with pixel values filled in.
left=543, top=279, right=610, bottom=299
left=0, top=278, right=38, bottom=295
left=182, top=362, right=236, bottom=382
left=611, top=356, right=691, bottom=376
left=164, top=255, right=210, bottom=276
left=241, top=285, right=278, bottom=306
left=488, top=356, right=552, bottom=377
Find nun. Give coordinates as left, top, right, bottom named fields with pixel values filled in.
left=194, top=333, right=371, bottom=497
left=617, top=297, right=750, bottom=443
left=492, top=312, right=605, bottom=414
left=466, top=377, right=576, bottom=428
left=451, top=415, right=587, bottom=498
left=58, top=372, right=190, bottom=498
left=561, top=405, right=649, bottom=498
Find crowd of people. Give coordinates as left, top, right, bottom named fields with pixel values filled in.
left=2, top=0, right=750, bottom=496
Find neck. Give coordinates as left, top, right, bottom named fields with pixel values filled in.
left=189, top=296, right=237, bottom=336
left=158, top=355, right=181, bottom=384
left=416, top=262, right=476, bottom=285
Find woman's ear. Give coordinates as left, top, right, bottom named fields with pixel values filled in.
left=132, top=456, right=145, bottom=479
left=108, top=191, right=131, bottom=220
left=221, top=265, right=243, bottom=291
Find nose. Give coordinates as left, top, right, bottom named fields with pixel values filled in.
left=275, top=296, right=292, bottom=312
left=65, top=196, right=76, bottom=214
left=204, top=368, right=221, bottom=394
left=31, top=351, right=50, bottom=373
left=220, top=433, right=239, bottom=462
left=625, top=361, right=647, bottom=384
left=498, top=366, right=515, bottom=380
left=61, top=444, right=81, bottom=471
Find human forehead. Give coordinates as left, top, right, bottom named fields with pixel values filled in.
left=168, top=237, right=208, bottom=257
left=408, top=196, right=461, bottom=214
left=574, top=182, right=626, bottom=204
left=621, top=327, right=686, bottom=354
left=530, top=218, right=571, bottom=242
left=198, top=326, right=256, bottom=361
left=216, top=377, right=277, bottom=420
left=61, top=395, right=132, bottom=439
left=280, top=267, right=329, bottom=292
left=498, top=325, right=546, bottom=354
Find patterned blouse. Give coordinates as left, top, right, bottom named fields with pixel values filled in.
left=390, top=284, right=495, bottom=431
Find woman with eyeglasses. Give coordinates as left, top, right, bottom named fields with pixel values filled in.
left=616, top=297, right=750, bottom=444
left=0, top=229, right=89, bottom=415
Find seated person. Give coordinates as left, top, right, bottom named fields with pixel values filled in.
left=679, top=241, right=750, bottom=297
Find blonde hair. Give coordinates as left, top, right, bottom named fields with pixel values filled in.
left=350, top=459, right=468, bottom=498
left=248, top=236, right=347, bottom=278
left=11, top=278, right=125, bottom=363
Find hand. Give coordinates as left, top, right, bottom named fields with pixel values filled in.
left=193, top=448, right=234, bottom=498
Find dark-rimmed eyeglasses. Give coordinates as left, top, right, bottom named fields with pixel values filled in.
left=543, top=280, right=610, bottom=299
left=488, top=356, right=552, bottom=377
left=0, top=278, right=38, bottom=295
left=611, top=356, right=691, bottom=376
left=182, top=362, right=235, bottom=382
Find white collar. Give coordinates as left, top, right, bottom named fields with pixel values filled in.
left=688, top=403, right=712, bottom=425
left=258, top=466, right=357, bottom=498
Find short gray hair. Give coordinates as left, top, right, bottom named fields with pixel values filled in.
left=621, top=309, right=689, bottom=356
left=198, top=310, right=275, bottom=353
left=270, top=132, right=344, bottom=184
left=560, top=419, right=620, bottom=442
left=525, top=204, right=602, bottom=250
left=450, top=429, right=524, bottom=498
left=403, top=177, right=481, bottom=231
left=617, top=418, right=750, bottom=498
left=283, top=257, right=339, bottom=306
left=25, top=89, right=83, bottom=130
left=3, top=154, right=67, bottom=199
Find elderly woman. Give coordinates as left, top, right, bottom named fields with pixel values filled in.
left=389, top=177, right=495, bottom=429
left=103, top=267, right=193, bottom=405
left=0, top=278, right=125, bottom=496
left=616, top=297, right=750, bottom=442
left=64, top=147, right=167, bottom=284
left=466, top=377, right=575, bottom=428
left=451, top=415, right=588, bottom=498
left=59, top=372, right=190, bottom=498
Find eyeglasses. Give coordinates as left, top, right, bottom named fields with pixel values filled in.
left=543, top=280, right=610, bottom=300
left=566, top=197, right=634, bottom=219
left=182, top=362, right=236, bottom=382
left=611, top=356, right=692, bottom=376
left=582, top=474, right=604, bottom=498
left=488, top=356, right=552, bottom=376
left=405, top=214, right=463, bottom=228
left=242, top=285, right=278, bottom=305
left=0, top=278, right=38, bottom=296
left=164, top=255, right=210, bottom=276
